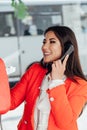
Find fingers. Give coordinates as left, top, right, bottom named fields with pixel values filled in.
left=63, top=55, right=69, bottom=66
left=52, top=55, right=69, bottom=72
left=53, top=55, right=69, bottom=67
left=50, top=55, right=69, bottom=80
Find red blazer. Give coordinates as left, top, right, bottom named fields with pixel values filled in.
left=0, top=58, right=10, bottom=114
left=10, top=63, right=87, bottom=130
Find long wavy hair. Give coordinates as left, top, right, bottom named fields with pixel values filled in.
left=40, top=25, right=86, bottom=81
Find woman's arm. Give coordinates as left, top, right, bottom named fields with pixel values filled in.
left=48, top=80, right=87, bottom=130
left=10, top=65, right=34, bottom=110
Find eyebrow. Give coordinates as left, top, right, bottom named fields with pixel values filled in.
left=49, top=38, right=56, bottom=40
left=44, top=38, right=56, bottom=40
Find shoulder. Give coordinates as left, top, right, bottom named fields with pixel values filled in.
left=74, top=76, right=87, bottom=86
left=26, top=61, right=40, bottom=71
left=19, top=63, right=44, bottom=82
left=69, top=76, right=87, bottom=96
left=26, top=62, right=44, bottom=72
left=25, top=62, right=47, bottom=77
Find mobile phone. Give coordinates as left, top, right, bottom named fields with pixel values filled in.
left=61, top=44, right=74, bottom=61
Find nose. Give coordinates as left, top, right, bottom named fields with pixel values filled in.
left=42, top=43, right=49, bottom=50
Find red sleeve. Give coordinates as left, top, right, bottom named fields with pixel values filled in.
left=48, top=79, right=87, bottom=130
left=0, top=58, right=10, bottom=114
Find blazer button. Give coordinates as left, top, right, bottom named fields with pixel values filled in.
left=50, top=97, right=54, bottom=101
left=24, top=120, right=28, bottom=124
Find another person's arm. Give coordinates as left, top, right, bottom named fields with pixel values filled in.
left=0, top=58, right=10, bottom=114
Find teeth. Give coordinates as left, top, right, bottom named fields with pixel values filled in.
left=44, top=53, right=50, bottom=55
left=44, top=52, right=50, bottom=54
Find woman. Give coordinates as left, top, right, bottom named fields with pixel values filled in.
left=10, top=26, right=87, bottom=130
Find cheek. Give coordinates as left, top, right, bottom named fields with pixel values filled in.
left=53, top=46, right=62, bottom=57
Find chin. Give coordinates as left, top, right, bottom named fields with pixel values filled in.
left=43, top=59, right=53, bottom=63
left=44, top=58, right=59, bottom=63
left=43, top=56, right=59, bottom=63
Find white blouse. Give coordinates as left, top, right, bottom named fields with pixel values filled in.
left=34, top=75, right=65, bottom=130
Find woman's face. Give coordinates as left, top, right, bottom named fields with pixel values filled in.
left=42, top=31, right=62, bottom=63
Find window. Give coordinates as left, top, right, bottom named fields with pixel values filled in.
left=0, top=12, right=17, bottom=37
left=20, top=5, right=62, bottom=36
left=81, top=4, right=87, bottom=33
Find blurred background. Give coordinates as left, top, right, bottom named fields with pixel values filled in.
left=0, top=0, right=87, bottom=130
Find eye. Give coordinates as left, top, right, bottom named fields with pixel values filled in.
left=50, top=40, right=56, bottom=44
left=43, top=39, right=46, bottom=44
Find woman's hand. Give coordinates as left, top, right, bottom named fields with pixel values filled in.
left=50, top=55, right=69, bottom=80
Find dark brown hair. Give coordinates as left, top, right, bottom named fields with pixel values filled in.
left=40, top=25, right=86, bottom=81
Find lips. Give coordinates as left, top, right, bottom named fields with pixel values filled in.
left=43, top=52, right=51, bottom=56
